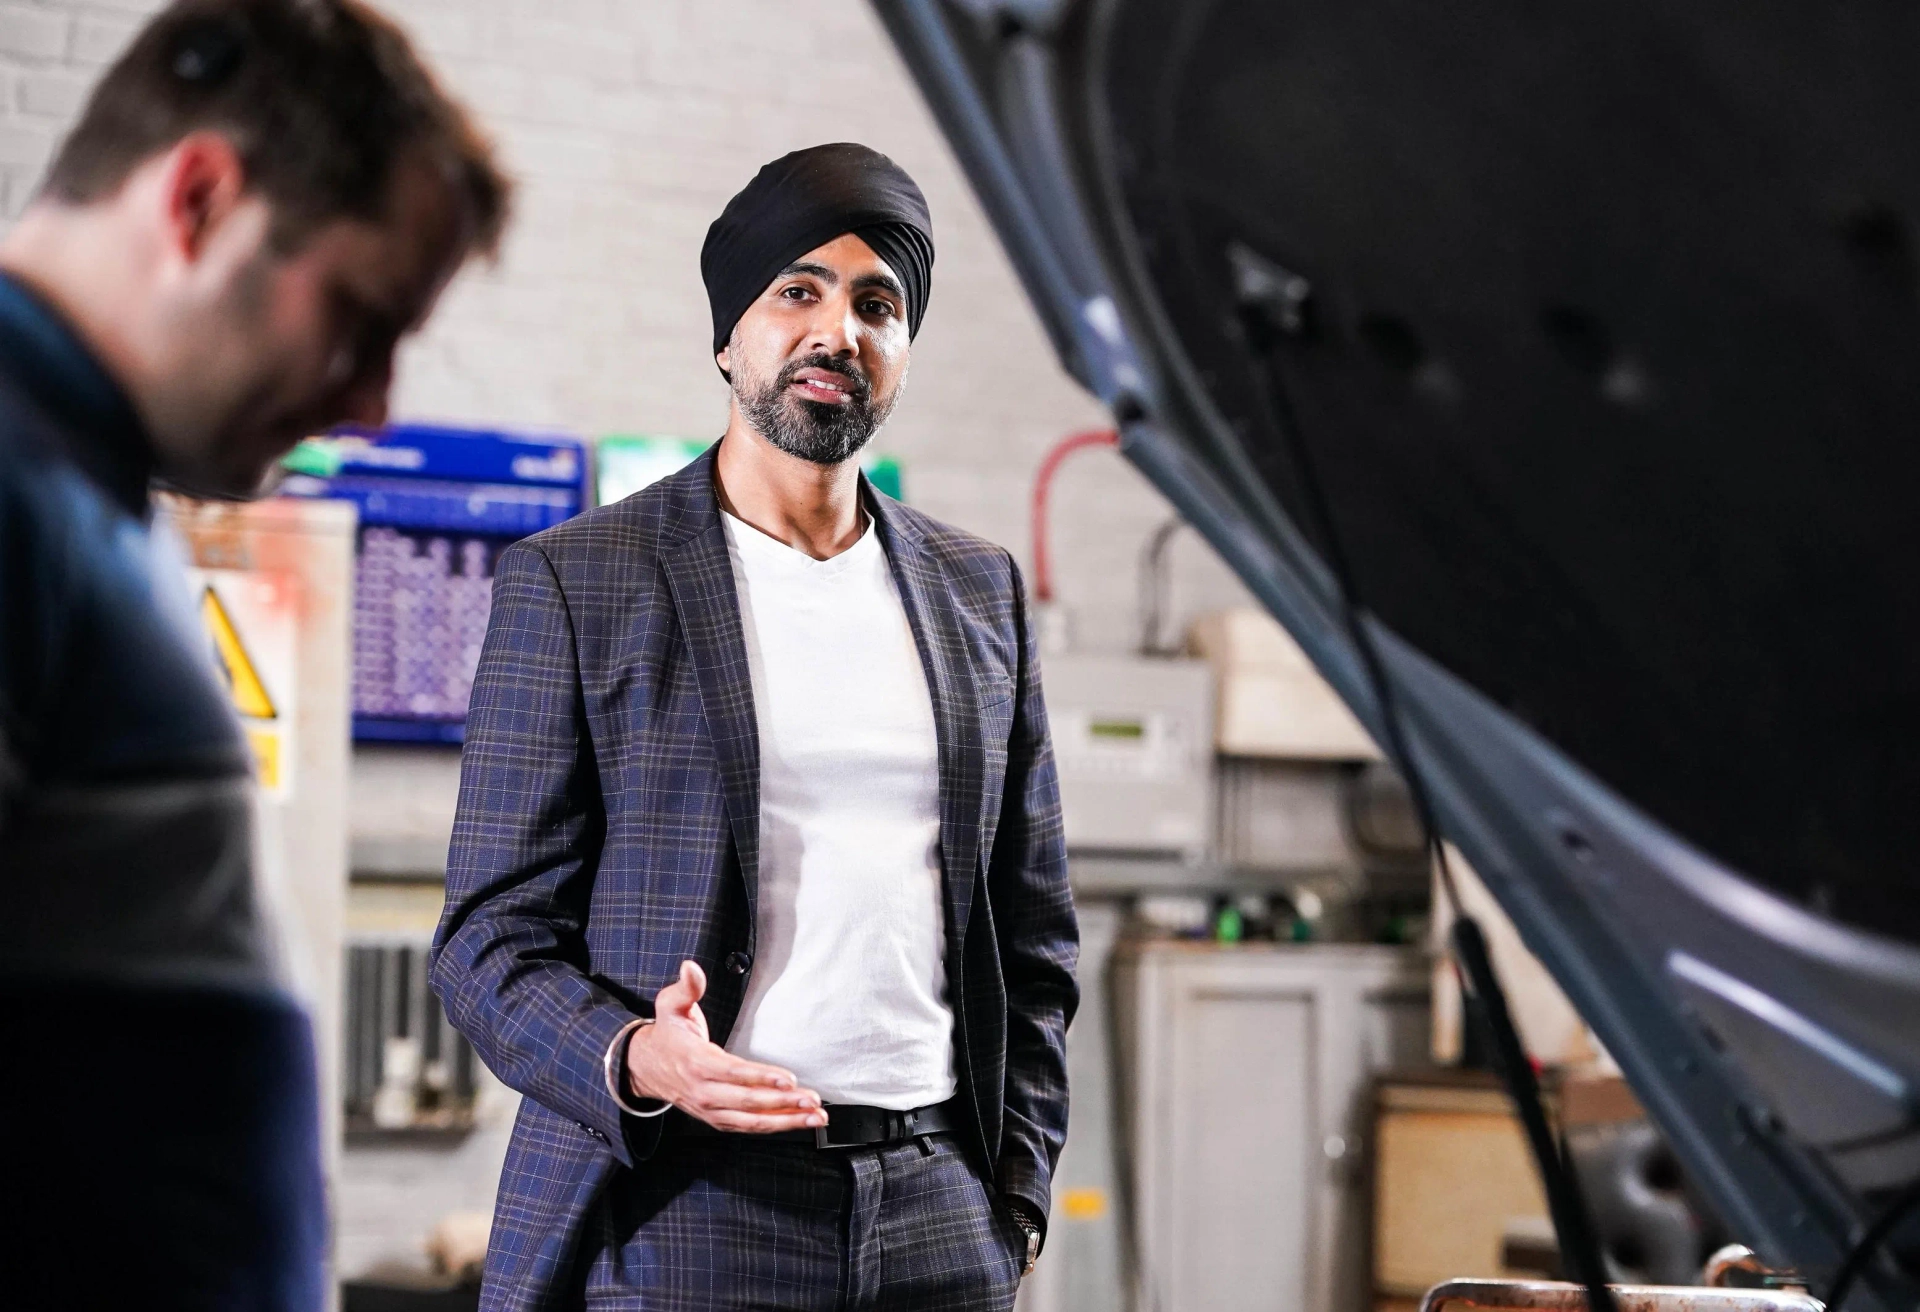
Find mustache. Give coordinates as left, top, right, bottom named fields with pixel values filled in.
left=776, top=354, right=870, bottom=403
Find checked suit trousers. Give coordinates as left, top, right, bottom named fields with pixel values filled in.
left=578, top=1131, right=1025, bottom=1311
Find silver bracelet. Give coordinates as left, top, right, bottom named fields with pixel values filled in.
left=604, top=1017, right=671, bottom=1118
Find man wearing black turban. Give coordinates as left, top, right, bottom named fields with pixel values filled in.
left=702, top=141, right=935, bottom=468
left=438, top=143, right=1077, bottom=1311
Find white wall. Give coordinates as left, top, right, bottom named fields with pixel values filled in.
left=0, top=0, right=1255, bottom=1278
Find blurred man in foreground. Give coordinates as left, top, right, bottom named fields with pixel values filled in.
left=0, top=2, right=507, bottom=1306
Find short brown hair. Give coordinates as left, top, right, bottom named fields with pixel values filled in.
left=44, top=0, right=509, bottom=255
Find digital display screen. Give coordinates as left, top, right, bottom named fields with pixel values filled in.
left=352, top=526, right=507, bottom=735
left=279, top=426, right=588, bottom=744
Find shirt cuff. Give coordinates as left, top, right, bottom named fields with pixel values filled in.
left=603, top=1017, right=672, bottom=1118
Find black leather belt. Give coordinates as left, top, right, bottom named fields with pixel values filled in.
left=676, top=1099, right=961, bottom=1149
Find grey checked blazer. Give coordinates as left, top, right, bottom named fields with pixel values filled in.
left=430, top=447, right=1078, bottom=1311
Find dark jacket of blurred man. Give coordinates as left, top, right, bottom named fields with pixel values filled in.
left=433, top=143, right=1078, bottom=1312
left=0, top=3, right=507, bottom=1308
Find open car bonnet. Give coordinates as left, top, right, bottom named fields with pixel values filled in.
left=871, top=1, right=1920, bottom=1304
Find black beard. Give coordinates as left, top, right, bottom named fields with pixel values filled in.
left=735, top=353, right=893, bottom=466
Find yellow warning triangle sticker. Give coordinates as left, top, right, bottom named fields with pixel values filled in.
left=202, top=585, right=278, bottom=721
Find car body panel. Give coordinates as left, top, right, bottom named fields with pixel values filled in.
left=871, top=2, right=1920, bottom=1304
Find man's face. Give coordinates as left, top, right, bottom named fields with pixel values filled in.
left=163, top=154, right=468, bottom=497
left=718, top=232, right=911, bottom=467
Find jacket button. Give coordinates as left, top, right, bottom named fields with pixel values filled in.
left=726, top=950, right=752, bottom=975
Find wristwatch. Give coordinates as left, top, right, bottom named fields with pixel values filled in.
left=1003, top=1200, right=1042, bottom=1277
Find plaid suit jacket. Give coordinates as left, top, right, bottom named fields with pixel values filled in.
left=431, top=447, right=1077, bottom=1311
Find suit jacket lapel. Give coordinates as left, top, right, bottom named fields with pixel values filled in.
left=660, top=453, right=761, bottom=928
left=871, top=487, right=985, bottom=946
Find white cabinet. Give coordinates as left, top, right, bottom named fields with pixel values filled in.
left=166, top=497, right=355, bottom=1306
left=1115, top=943, right=1430, bottom=1312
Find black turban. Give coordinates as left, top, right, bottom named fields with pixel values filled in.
left=701, top=143, right=935, bottom=362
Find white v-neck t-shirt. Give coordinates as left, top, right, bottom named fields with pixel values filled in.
left=719, top=509, right=957, bottom=1109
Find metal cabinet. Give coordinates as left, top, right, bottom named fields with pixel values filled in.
left=1114, top=943, right=1430, bottom=1312
left=1017, top=900, right=1130, bottom=1312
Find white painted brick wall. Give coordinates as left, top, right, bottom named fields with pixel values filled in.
left=0, top=5, right=71, bottom=63
left=0, top=0, right=1256, bottom=1279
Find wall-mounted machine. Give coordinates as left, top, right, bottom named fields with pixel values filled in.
left=1044, top=654, right=1214, bottom=859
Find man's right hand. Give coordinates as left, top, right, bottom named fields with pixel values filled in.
left=625, top=960, right=827, bottom=1133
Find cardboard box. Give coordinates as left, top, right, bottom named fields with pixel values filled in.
left=1187, top=607, right=1382, bottom=759
left=1373, top=1073, right=1551, bottom=1299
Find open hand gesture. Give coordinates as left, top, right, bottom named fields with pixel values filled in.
left=624, top=960, right=827, bottom=1133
